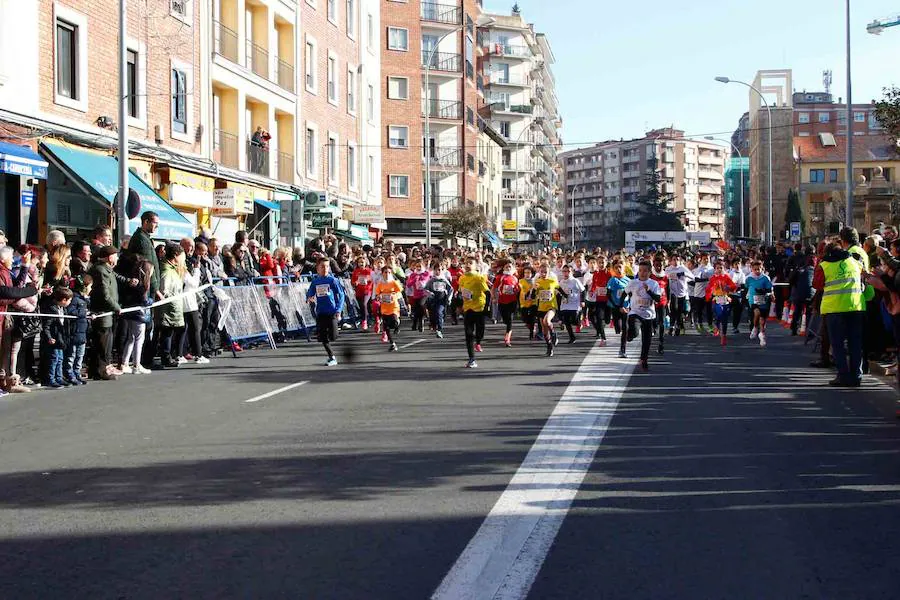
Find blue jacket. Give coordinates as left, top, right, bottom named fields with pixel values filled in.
left=306, top=274, right=346, bottom=316
left=66, top=294, right=91, bottom=346
left=790, top=265, right=814, bottom=303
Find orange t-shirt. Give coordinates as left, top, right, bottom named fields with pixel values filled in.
left=375, top=280, right=403, bottom=316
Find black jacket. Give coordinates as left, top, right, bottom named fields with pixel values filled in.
left=42, top=305, right=69, bottom=350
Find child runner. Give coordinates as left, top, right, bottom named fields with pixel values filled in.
left=532, top=264, right=561, bottom=356
left=666, top=255, right=693, bottom=336
left=407, top=259, right=430, bottom=332
left=371, top=256, right=386, bottom=335
left=375, top=265, right=403, bottom=351
left=458, top=256, right=490, bottom=368
left=448, top=256, right=464, bottom=326
left=606, top=262, right=630, bottom=341
left=650, top=255, right=669, bottom=355
left=518, top=265, right=537, bottom=340
left=691, top=254, right=713, bottom=334
left=728, top=258, right=746, bottom=334
left=351, top=256, right=373, bottom=331
left=582, top=257, right=597, bottom=331
left=706, top=261, right=738, bottom=346
left=622, top=260, right=662, bottom=370
left=306, top=258, right=346, bottom=366
left=424, top=260, right=453, bottom=339
left=590, top=255, right=612, bottom=344
left=559, top=264, right=586, bottom=344
left=493, top=261, right=520, bottom=347
left=745, top=259, right=774, bottom=347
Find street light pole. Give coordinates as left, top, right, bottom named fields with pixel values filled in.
left=705, top=136, right=745, bottom=238
left=845, top=0, right=854, bottom=226
left=116, top=0, right=129, bottom=243
left=716, top=76, right=774, bottom=244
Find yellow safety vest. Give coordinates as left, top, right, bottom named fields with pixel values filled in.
left=820, top=258, right=865, bottom=315
left=846, top=244, right=870, bottom=273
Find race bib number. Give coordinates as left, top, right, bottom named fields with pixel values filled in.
left=433, top=282, right=446, bottom=293
left=715, top=296, right=729, bottom=305
left=416, top=281, right=426, bottom=290
left=461, top=288, right=474, bottom=301
left=753, top=294, right=768, bottom=305
left=379, top=293, right=394, bottom=304
left=316, top=284, right=330, bottom=297
left=538, top=290, right=554, bottom=302
left=357, top=276, right=369, bottom=285
left=502, top=285, right=516, bottom=296
left=596, top=286, right=607, bottom=296
left=636, top=296, right=652, bottom=308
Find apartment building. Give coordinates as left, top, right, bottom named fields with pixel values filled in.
left=379, top=0, right=490, bottom=245
left=793, top=91, right=885, bottom=138
left=477, top=122, right=506, bottom=237
left=561, top=128, right=728, bottom=249
left=481, top=6, right=561, bottom=246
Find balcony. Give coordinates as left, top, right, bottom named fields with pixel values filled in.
left=277, top=151, right=294, bottom=183
left=246, top=139, right=270, bottom=176
left=422, top=147, right=462, bottom=169
left=245, top=39, right=269, bottom=79
left=486, top=43, right=530, bottom=58
left=214, top=129, right=239, bottom=169
left=277, top=59, right=294, bottom=92
left=433, top=196, right=462, bottom=213
left=213, top=21, right=239, bottom=63
left=421, top=50, right=461, bottom=73
left=422, top=98, right=462, bottom=120
left=420, top=2, right=462, bottom=25
left=476, top=75, right=484, bottom=94
left=487, top=73, right=529, bottom=87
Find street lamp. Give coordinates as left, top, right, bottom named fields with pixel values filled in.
left=716, top=76, right=774, bottom=244
left=423, top=14, right=495, bottom=248
left=705, top=136, right=745, bottom=238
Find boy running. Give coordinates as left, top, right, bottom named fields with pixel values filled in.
left=745, top=260, right=774, bottom=347
left=424, top=260, right=453, bottom=339
left=306, top=258, right=346, bottom=366
left=706, top=261, right=738, bottom=346
left=458, top=257, right=490, bottom=368
left=532, top=264, right=564, bottom=357
left=559, top=264, right=586, bottom=344
left=622, top=260, right=662, bottom=370
left=590, top=256, right=612, bottom=344
left=375, top=265, right=404, bottom=351
left=518, top=266, right=537, bottom=340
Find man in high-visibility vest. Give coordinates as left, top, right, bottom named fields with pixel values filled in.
left=819, top=241, right=872, bottom=387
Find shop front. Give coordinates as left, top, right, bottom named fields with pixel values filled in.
left=156, top=167, right=215, bottom=236
left=0, top=140, right=48, bottom=245
left=39, top=140, right=193, bottom=242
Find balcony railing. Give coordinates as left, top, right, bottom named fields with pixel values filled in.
left=420, top=2, right=462, bottom=24
left=214, top=129, right=239, bottom=169
left=246, top=39, right=269, bottom=78
left=422, top=98, right=462, bottom=119
left=487, top=73, right=529, bottom=86
left=421, top=50, right=461, bottom=72
left=494, top=44, right=530, bottom=58
left=277, top=151, right=294, bottom=183
left=433, top=195, right=462, bottom=213
left=213, top=21, right=238, bottom=63
left=422, top=148, right=462, bottom=168
left=277, top=59, right=294, bottom=92
left=246, top=139, right=270, bottom=176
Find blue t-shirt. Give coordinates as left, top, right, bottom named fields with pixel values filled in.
left=606, top=276, right=631, bottom=309
left=745, top=274, right=773, bottom=306
left=306, top=274, right=346, bottom=316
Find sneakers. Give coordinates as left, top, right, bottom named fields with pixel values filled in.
left=618, top=350, right=627, bottom=359
left=231, top=342, right=243, bottom=352
left=134, top=365, right=152, bottom=375
left=474, top=343, right=483, bottom=353
left=436, top=330, right=443, bottom=339
left=546, top=346, right=554, bottom=357
left=177, top=356, right=188, bottom=365
left=599, top=339, right=607, bottom=347
left=750, top=327, right=759, bottom=340
left=640, top=359, right=649, bottom=371
left=361, top=321, right=369, bottom=331
left=733, top=327, right=741, bottom=335
left=712, top=328, right=720, bottom=337
left=374, top=320, right=381, bottom=334
left=575, top=325, right=582, bottom=333
left=195, top=356, right=210, bottom=364
left=466, top=359, right=478, bottom=368
left=568, top=336, right=576, bottom=344
left=119, top=365, right=133, bottom=375
left=389, top=343, right=398, bottom=352
left=381, top=332, right=389, bottom=343
left=325, top=357, right=338, bottom=367
left=759, top=332, right=767, bottom=347
left=721, top=335, right=727, bottom=347
left=697, top=324, right=707, bottom=334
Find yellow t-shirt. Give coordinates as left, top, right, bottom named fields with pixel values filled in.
left=458, top=272, right=490, bottom=313
left=533, top=277, right=560, bottom=312
left=519, top=277, right=535, bottom=308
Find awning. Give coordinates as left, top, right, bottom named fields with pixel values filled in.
left=40, top=140, right=193, bottom=240
left=336, top=224, right=373, bottom=243
left=254, top=197, right=280, bottom=211
left=0, top=141, right=48, bottom=179
left=483, top=231, right=505, bottom=249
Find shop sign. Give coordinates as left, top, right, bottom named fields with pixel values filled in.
left=167, top=168, right=215, bottom=192
left=502, top=219, right=517, bottom=231
left=213, top=185, right=254, bottom=215
left=311, top=212, right=334, bottom=228
left=20, top=189, right=34, bottom=208
left=353, top=205, right=385, bottom=223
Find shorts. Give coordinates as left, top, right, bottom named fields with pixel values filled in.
left=751, top=304, right=771, bottom=316
left=381, top=314, right=400, bottom=331
left=316, top=313, right=338, bottom=343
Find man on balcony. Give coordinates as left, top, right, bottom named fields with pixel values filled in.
left=250, top=127, right=270, bottom=175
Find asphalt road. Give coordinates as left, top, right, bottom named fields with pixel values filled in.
left=0, top=318, right=897, bottom=599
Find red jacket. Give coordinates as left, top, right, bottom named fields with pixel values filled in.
left=493, top=274, right=519, bottom=304
left=590, top=270, right=612, bottom=302
left=650, top=272, right=669, bottom=306
left=351, top=267, right=374, bottom=296
left=706, top=274, right=737, bottom=301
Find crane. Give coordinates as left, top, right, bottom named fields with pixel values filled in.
left=867, top=13, right=900, bottom=34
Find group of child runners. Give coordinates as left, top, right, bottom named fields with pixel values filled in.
left=304, top=247, right=777, bottom=370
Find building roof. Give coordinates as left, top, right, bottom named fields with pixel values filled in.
left=793, top=134, right=899, bottom=163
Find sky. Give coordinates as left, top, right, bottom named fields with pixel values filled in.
left=483, top=0, right=900, bottom=148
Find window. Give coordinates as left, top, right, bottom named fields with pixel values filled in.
left=854, top=111, right=866, bottom=123
left=809, top=169, right=825, bottom=183
left=306, top=126, right=317, bottom=176
left=367, top=13, right=374, bottom=51
left=389, top=175, right=409, bottom=197
left=368, top=155, right=374, bottom=190
left=387, top=76, right=408, bottom=99
left=305, top=39, right=317, bottom=92
left=347, top=68, right=356, bottom=113
left=348, top=144, right=357, bottom=189
left=388, top=125, right=408, bottom=148
left=829, top=169, right=838, bottom=183
left=327, top=0, right=336, bottom=23
left=499, top=121, right=510, bottom=138
left=327, top=54, right=337, bottom=103
left=126, top=49, right=138, bottom=118
left=367, top=84, right=374, bottom=120
left=798, top=112, right=810, bottom=124
left=387, top=27, right=408, bottom=51
left=171, top=68, right=188, bottom=134
left=56, top=20, right=78, bottom=100
left=327, top=135, right=338, bottom=184
left=818, top=112, right=830, bottom=123
left=502, top=177, right=511, bottom=190
left=346, top=0, right=355, bottom=36
left=466, top=106, right=474, bottom=126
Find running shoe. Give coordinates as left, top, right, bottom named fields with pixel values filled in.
left=576, top=325, right=582, bottom=333
left=119, top=365, right=133, bottom=375
left=568, top=336, right=576, bottom=344
left=733, top=327, right=741, bottom=335
left=599, top=339, right=607, bottom=347
left=325, top=357, right=338, bottom=366
left=552, top=332, right=559, bottom=346
left=134, top=365, right=152, bottom=375
left=759, top=332, right=767, bottom=347
left=749, top=327, right=759, bottom=340
left=466, top=359, right=478, bottom=368
left=381, top=332, right=389, bottom=343
left=231, top=342, right=243, bottom=352
left=721, top=335, right=727, bottom=347
left=640, top=359, right=649, bottom=371
left=546, top=346, right=554, bottom=357
left=658, top=346, right=664, bottom=355
left=712, top=328, right=719, bottom=337
left=474, top=343, right=483, bottom=353
left=389, top=343, right=398, bottom=352
left=618, top=350, right=627, bottom=358
left=195, top=356, right=210, bottom=364
left=436, top=331, right=443, bottom=339
left=361, top=321, right=368, bottom=331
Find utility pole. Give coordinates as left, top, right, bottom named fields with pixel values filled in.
left=116, top=0, right=129, bottom=242
left=845, top=0, right=854, bottom=226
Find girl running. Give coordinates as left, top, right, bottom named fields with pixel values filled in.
left=606, top=262, right=630, bottom=343
left=532, top=264, right=564, bottom=357
left=728, top=258, right=747, bottom=334
left=351, top=256, right=373, bottom=331
left=493, top=261, right=520, bottom=347
left=650, top=255, right=669, bottom=355
left=375, top=266, right=404, bottom=352
left=706, top=261, right=738, bottom=346
left=590, top=255, right=612, bottom=344
left=458, top=257, right=490, bottom=368
left=518, top=266, right=537, bottom=340
left=559, top=264, right=586, bottom=344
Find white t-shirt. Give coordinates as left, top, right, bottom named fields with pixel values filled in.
left=582, top=271, right=597, bottom=301
left=559, top=277, right=586, bottom=312
left=691, top=265, right=714, bottom=298
left=665, top=265, right=693, bottom=298
left=728, top=269, right=745, bottom=290
left=625, top=278, right=662, bottom=320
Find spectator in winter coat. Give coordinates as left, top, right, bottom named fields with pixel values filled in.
left=41, top=286, right=73, bottom=388
left=128, top=211, right=162, bottom=301
left=89, top=246, right=123, bottom=380
left=789, top=256, right=815, bottom=336
left=157, top=244, right=186, bottom=368
left=65, top=276, right=91, bottom=385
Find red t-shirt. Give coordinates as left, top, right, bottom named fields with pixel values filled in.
left=591, top=270, right=612, bottom=302
left=650, top=273, right=668, bottom=306
left=449, top=266, right=464, bottom=291
left=493, top=274, right=520, bottom=304
left=351, top=267, right=374, bottom=296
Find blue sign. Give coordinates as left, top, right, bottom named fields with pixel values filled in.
left=20, top=190, right=34, bottom=208
left=0, top=141, right=49, bottom=179
left=790, top=222, right=801, bottom=237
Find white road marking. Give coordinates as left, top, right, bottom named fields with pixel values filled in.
left=431, top=345, right=635, bottom=600
left=244, top=381, right=309, bottom=404
left=400, top=339, right=427, bottom=350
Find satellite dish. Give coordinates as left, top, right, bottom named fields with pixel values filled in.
left=115, top=188, right=142, bottom=220
left=305, top=191, right=320, bottom=206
